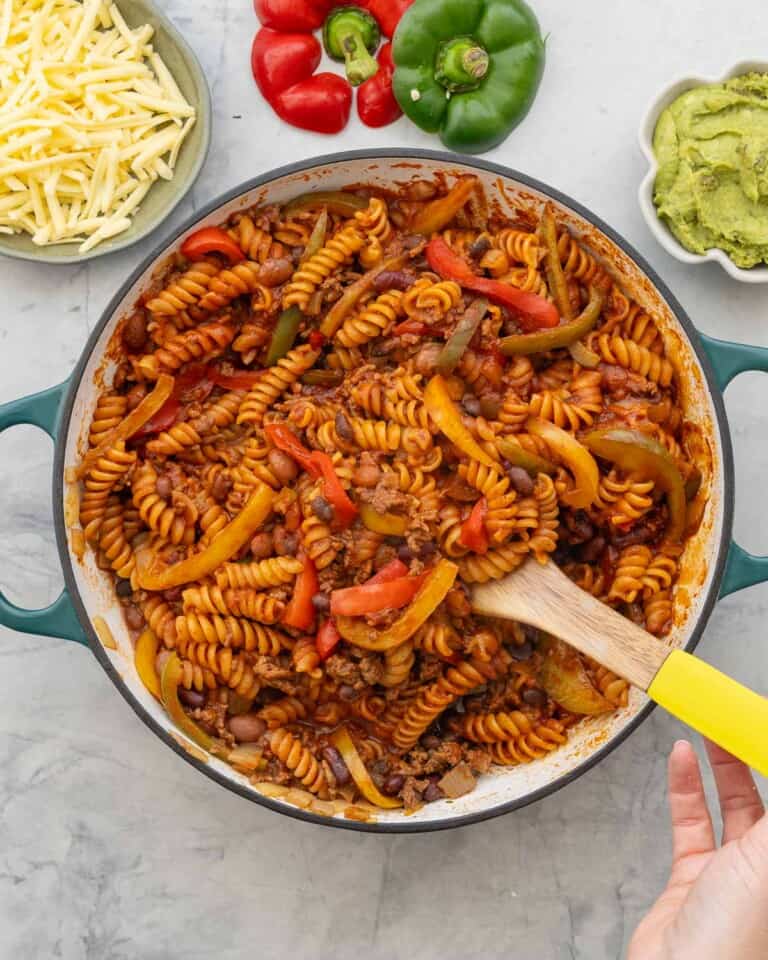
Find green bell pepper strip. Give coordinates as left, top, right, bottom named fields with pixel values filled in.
left=499, top=285, right=605, bottom=356
left=324, top=6, right=381, bottom=86
left=392, top=0, right=545, bottom=154
left=582, top=428, right=687, bottom=542
left=496, top=436, right=556, bottom=477
left=437, top=298, right=488, bottom=375
left=282, top=191, right=368, bottom=218
left=265, top=306, right=303, bottom=366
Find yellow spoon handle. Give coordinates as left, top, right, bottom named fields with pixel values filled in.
left=648, top=650, right=768, bottom=776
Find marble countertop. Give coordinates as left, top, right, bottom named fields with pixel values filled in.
left=2, top=1, right=767, bottom=957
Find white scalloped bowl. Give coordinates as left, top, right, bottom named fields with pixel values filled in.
left=638, top=59, right=768, bottom=284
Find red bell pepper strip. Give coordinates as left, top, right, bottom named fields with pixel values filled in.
left=308, top=330, right=326, bottom=350
left=426, top=236, right=559, bottom=332
left=254, top=0, right=333, bottom=32
left=308, top=451, right=358, bottom=528
left=458, top=497, right=489, bottom=554
left=180, top=227, right=245, bottom=264
left=358, top=43, right=402, bottom=127
left=282, top=552, right=319, bottom=630
left=265, top=424, right=358, bottom=528
left=209, top=366, right=265, bottom=390
left=132, top=363, right=213, bottom=439
left=251, top=28, right=322, bottom=101
left=393, top=319, right=429, bottom=337
left=316, top=619, right=341, bottom=660
left=273, top=73, right=353, bottom=134
left=331, top=572, right=427, bottom=616
left=358, top=0, right=414, bottom=38
left=366, top=558, right=409, bottom=584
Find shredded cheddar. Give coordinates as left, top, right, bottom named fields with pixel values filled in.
left=0, top=0, right=196, bottom=252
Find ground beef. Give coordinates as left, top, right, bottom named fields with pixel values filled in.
left=464, top=747, right=493, bottom=774
left=325, top=655, right=362, bottom=687
left=401, top=776, right=428, bottom=811
left=418, top=655, right=443, bottom=682
left=422, top=741, right=462, bottom=774
left=365, top=473, right=412, bottom=514
left=359, top=655, right=384, bottom=686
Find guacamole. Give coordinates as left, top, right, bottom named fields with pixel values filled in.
left=653, top=72, right=768, bottom=268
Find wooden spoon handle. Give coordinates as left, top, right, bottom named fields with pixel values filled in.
left=471, top=558, right=667, bottom=690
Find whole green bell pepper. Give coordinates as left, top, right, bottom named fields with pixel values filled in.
left=392, top=0, right=545, bottom=154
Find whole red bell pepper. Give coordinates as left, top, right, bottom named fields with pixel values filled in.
left=283, top=552, right=319, bottom=631
left=458, top=497, right=489, bottom=554
left=358, top=43, right=401, bottom=128
left=316, top=619, right=341, bottom=660
left=181, top=227, right=245, bottom=264
left=358, top=0, right=414, bottom=38
left=273, top=73, right=352, bottom=134
left=251, top=28, right=321, bottom=102
left=426, top=236, right=559, bottom=332
left=254, top=0, right=333, bottom=32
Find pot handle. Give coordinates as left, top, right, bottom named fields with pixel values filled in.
left=701, top=334, right=768, bottom=598
left=0, top=381, right=86, bottom=644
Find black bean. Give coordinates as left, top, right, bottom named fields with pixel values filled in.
left=397, top=544, right=413, bottom=562
left=522, top=688, right=547, bottom=708
left=579, top=535, right=606, bottom=564
left=507, top=466, right=535, bottom=496
left=565, top=510, right=594, bottom=544
left=461, top=394, right=481, bottom=416
left=381, top=773, right=405, bottom=796
left=322, top=746, right=351, bottom=786
left=179, top=687, right=206, bottom=708
left=115, top=578, right=133, bottom=598
left=311, top=593, right=330, bottom=613
left=163, top=587, right=182, bottom=602
left=311, top=495, right=334, bottom=523
left=335, top=411, right=354, bottom=441
left=423, top=781, right=444, bottom=803
left=339, top=684, right=358, bottom=702
left=419, top=541, right=438, bottom=561
left=469, top=235, right=492, bottom=259
left=509, top=641, right=534, bottom=662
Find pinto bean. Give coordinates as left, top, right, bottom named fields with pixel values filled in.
left=267, top=448, right=298, bottom=486
left=273, top=525, right=299, bottom=556
left=382, top=773, right=405, bottom=796
left=507, top=466, right=534, bottom=496
left=122, top=312, right=147, bottom=352
left=210, top=472, right=232, bottom=504
left=179, top=687, right=206, bottom=708
left=461, top=394, right=481, bottom=416
left=373, top=270, right=416, bottom=293
left=257, top=257, right=294, bottom=287
left=311, top=496, right=334, bottom=523
left=249, top=531, right=274, bottom=560
left=155, top=474, right=172, bottom=499
left=312, top=593, right=330, bottom=614
left=335, top=411, right=354, bottom=441
left=322, top=746, right=351, bottom=786
left=423, top=780, right=444, bottom=803
left=124, top=605, right=145, bottom=630
left=522, top=688, right=547, bottom=708
left=228, top=713, right=267, bottom=742
left=353, top=461, right=381, bottom=488
left=126, top=383, right=147, bottom=411
left=163, top=587, right=182, bottom=602
left=414, top=343, right=442, bottom=377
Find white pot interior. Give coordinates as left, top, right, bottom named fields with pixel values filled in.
left=60, top=154, right=726, bottom=828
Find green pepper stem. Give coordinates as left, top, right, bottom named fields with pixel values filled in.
left=339, top=25, right=379, bottom=86
left=435, top=37, right=490, bottom=93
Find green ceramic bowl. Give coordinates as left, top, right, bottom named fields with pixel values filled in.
left=0, top=0, right=211, bottom=265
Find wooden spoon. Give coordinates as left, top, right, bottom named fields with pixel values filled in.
left=472, top=558, right=768, bottom=775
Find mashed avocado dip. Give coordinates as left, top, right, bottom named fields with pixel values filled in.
left=653, top=72, right=768, bottom=268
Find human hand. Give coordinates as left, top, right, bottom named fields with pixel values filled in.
left=627, top=740, right=768, bottom=960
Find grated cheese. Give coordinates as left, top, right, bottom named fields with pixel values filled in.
left=0, top=0, right=196, bottom=252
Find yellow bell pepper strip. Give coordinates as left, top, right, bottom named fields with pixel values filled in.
left=320, top=251, right=410, bottom=338
left=583, top=428, right=687, bottom=542
left=410, top=176, right=478, bottom=236
left=335, top=558, right=458, bottom=651
left=329, top=726, right=403, bottom=808
left=424, top=374, right=497, bottom=469
left=359, top=502, right=408, bottom=536
left=526, top=417, right=599, bottom=509
left=538, top=635, right=613, bottom=715
left=437, top=298, right=488, bottom=375
left=496, top=436, right=557, bottom=477
left=137, top=483, right=275, bottom=590
left=75, top=373, right=174, bottom=479
left=568, top=338, right=601, bottom=369
left=282, top=190, right=368, bottom=218
left=498, top=284, right=605, bottom=356
left=161, top=653, right=227, bottom=755
left=135, top=628, right=161, bottom=699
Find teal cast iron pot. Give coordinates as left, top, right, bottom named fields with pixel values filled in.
left=1, top=150, right=765, bottom=832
